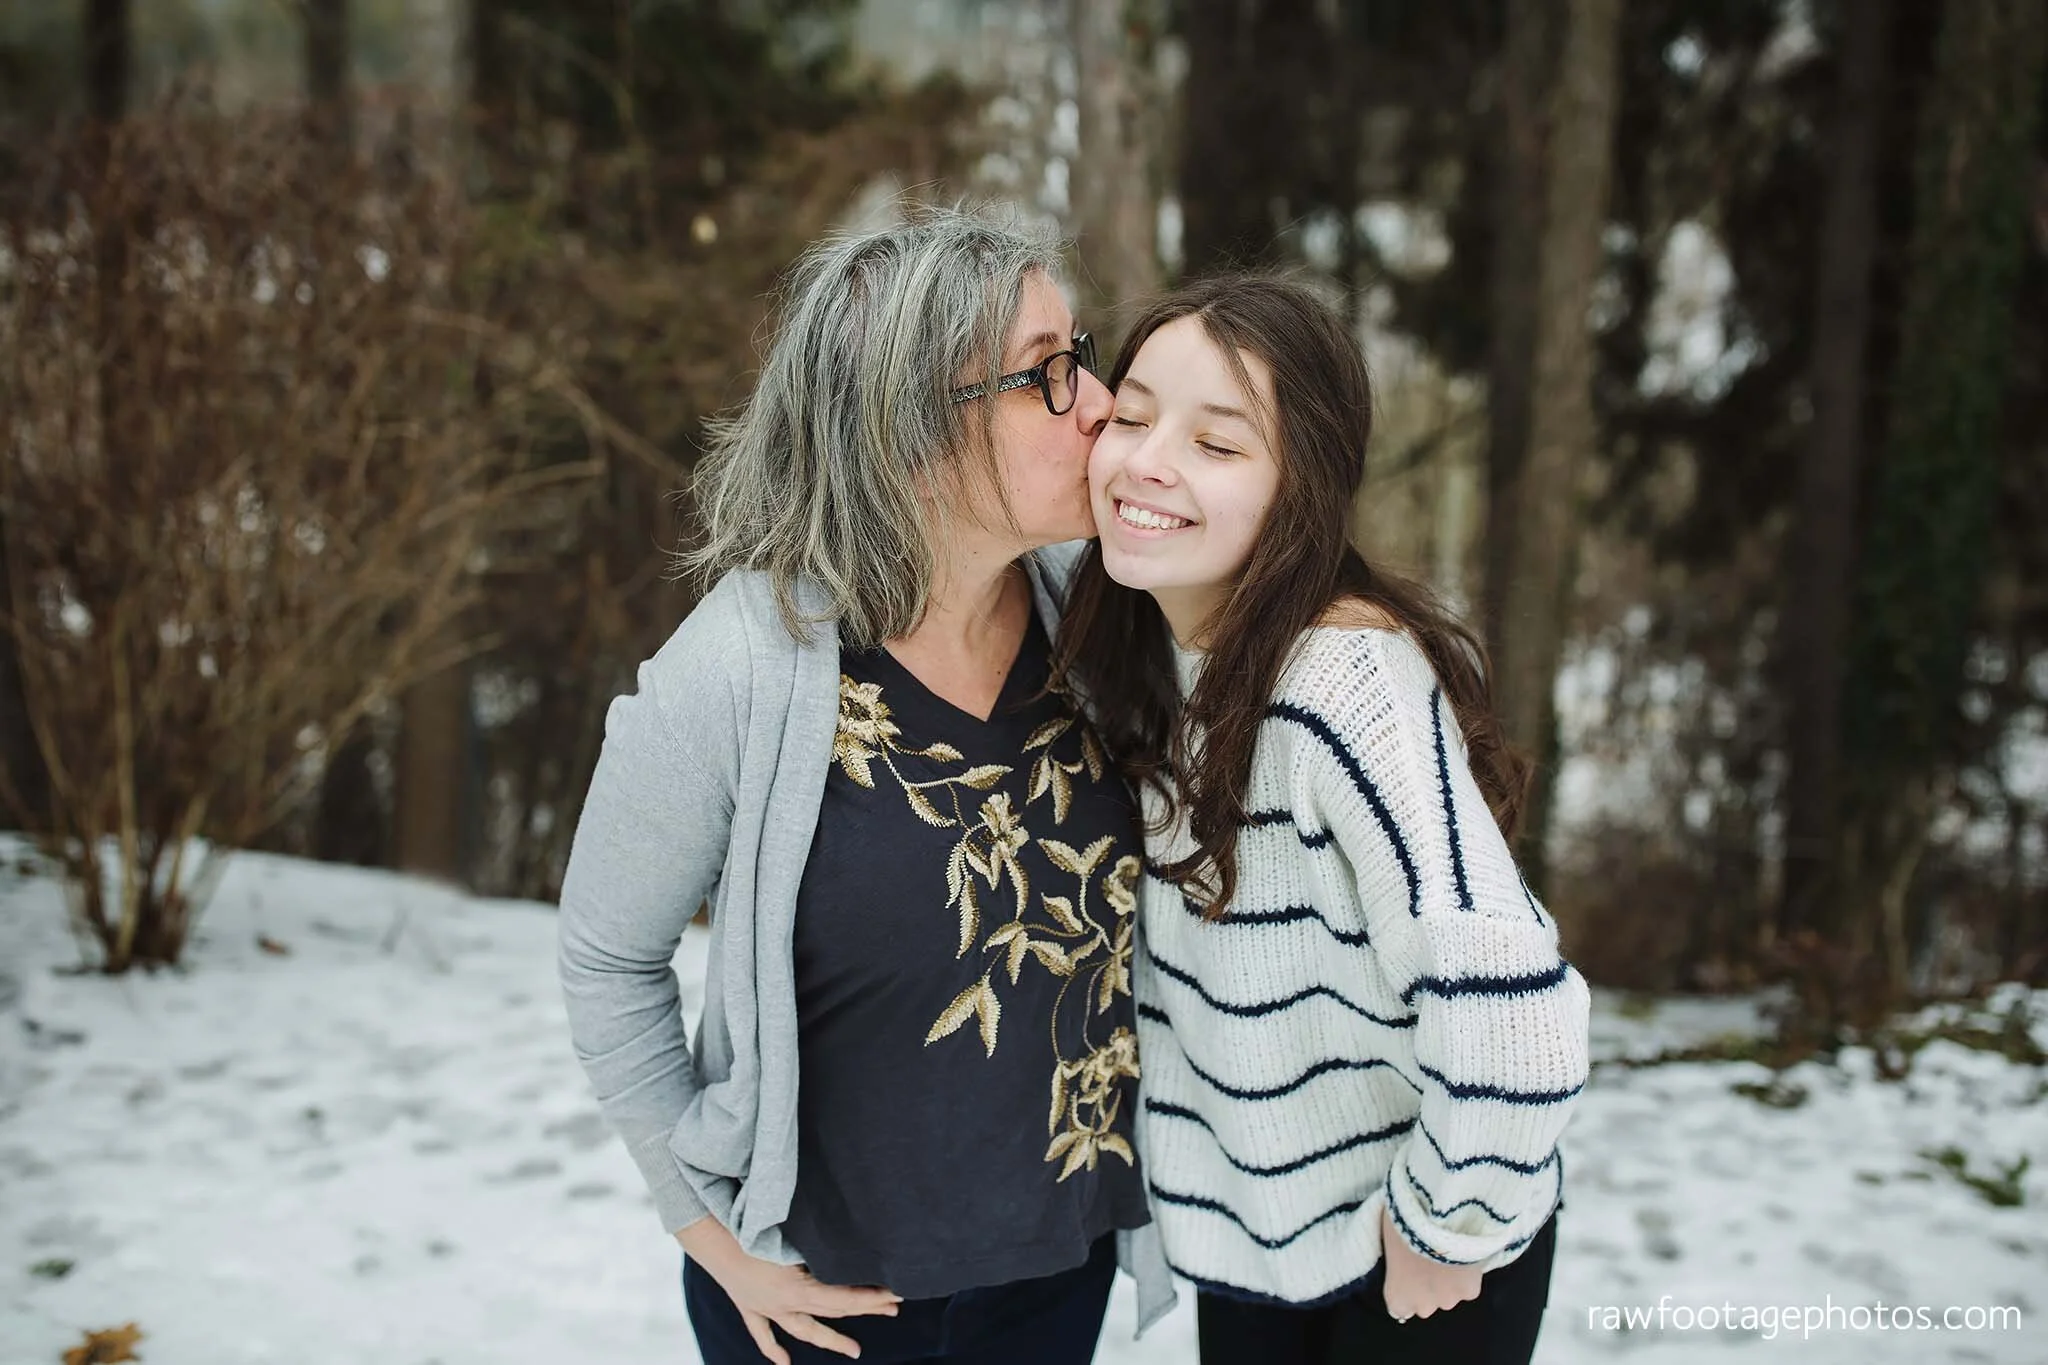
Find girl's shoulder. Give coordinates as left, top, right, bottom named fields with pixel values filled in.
left=1273, top=618, right=1439, bottom=724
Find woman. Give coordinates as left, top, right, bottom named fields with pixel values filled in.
left=1055, top=275, right=1592, bottom=1365
left=556, top=207, right=1172, bottom=1365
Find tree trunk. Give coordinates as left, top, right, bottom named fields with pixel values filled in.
left=1480, top=1, right=1552, bottom=660
left=305, top=0, right=371, bottom=860
left=1071, top=0, right=1162, bottom=347
left=0, top=510, right=46, bottom=829
left=1838, top=0, right=2046, bottom=985
left=1492, top=0, right=1624, bottom=883
left=1776, top=0, right=1889, bottom=939
left=396, top=664, right=472, bottom=883
left=1177, top=0, right=1323, bottom=275
left=304, top=0, right=352, bottom=148
left=84, top=0, right=130, bottom=125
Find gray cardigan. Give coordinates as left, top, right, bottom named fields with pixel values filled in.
left=556, top=545, right=1175, bottom=1332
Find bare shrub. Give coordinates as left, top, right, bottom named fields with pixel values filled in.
left=0, top=101, right=590, bottom=970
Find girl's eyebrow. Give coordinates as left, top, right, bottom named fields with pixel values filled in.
left=1120, top=374, right=1256, bottom=427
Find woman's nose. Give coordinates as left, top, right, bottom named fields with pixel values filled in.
left=1073, top=368, right=1114, bottom=435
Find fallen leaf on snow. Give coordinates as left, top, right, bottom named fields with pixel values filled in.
left=63, top=1322, right=143, bottom=1364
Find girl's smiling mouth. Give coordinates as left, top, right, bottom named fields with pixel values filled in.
left=1112, top=496, right=1196, bottom=533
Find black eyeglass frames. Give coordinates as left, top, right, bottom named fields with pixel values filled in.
left=949, top=332, right=1098, bottom=415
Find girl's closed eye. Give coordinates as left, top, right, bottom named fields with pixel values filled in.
left=1110, top=414, right=1148, bottom=429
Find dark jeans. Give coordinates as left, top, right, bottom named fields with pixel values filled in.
left=1197, top=1214, right=1559, bottom=1365
left=684, top=1233, right=1116, bottom=1365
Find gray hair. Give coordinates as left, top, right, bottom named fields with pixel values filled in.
left=680, top=203, right=1066, bottom=646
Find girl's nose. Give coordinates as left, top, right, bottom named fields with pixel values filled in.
left=1122, top=428, right=1177, bottom=485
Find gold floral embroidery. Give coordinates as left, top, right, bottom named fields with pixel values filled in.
left=831, top=666, right=1140, bottom=1181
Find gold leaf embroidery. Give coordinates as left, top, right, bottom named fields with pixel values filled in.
left=836, top=742, right=877, bottom=789
left=963, top=839, right=995, bottom=886
left=1041, top=893, right=1084, bottom=936
left=1081, top=729, right=1107, bottom=782
left=1028, top=941, right=1076, bottom=977
left=1024, top=717, right=1069, bottom=752
left=842, top=662, right=1140, bottom=1176
left=905, top=784, right=951, bottom=828
left=1078, top=835, right=1117, bottom=876
left=955, top=875, right=980, bottom=960
left=1050, top=765, right=1073, bottom=824
left=1037, top=839, right=1085, bottom=878
left=1102, top=856, right=1140, bottom=919
left=946, top=843, right=968, bottom=914
left=926, top=981, right=982, bottom=1046
left=1028, top=755, right=1053, bottom=803
left=985, top=922, right=1030, bottom=984
left=974, top=981, right=1001, bottom=1056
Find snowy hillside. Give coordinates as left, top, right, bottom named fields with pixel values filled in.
left=2, top=843, right=2043, bottom=1363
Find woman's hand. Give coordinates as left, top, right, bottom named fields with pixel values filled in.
left=677, top=1217, right=902, bottom=1364
left=1379, top=1206, right=1483, bottom=1322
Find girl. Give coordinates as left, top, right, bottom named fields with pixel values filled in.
left=1055, top=275, right=1591, bottom=1365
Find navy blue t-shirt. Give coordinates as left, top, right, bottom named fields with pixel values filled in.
left=783, top=615, right=1150, bottom=1298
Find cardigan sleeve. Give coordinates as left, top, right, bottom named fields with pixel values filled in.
left=1303, top=632, right=1591, bottom=1268
left=556, top=588, right=746, bottom=1234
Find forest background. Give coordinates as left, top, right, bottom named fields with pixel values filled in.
left=2, top=0, right=2045, bottom=1052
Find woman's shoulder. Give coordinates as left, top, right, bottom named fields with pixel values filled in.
left=645, top=570, right=814, bottom=695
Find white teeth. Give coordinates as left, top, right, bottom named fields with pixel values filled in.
left=1117, top=501, right=1191, bottom=531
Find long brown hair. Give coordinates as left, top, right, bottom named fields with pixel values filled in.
left=1053, top=274, right=1530, bottom=915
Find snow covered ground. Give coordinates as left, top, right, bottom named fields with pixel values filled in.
left=3, top=841, right=2045, bottom=1364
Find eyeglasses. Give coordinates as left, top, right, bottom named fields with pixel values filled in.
left=949, top=333, right=1098, bottom=416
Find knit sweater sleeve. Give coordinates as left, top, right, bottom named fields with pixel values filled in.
left=1295, top=631, right=1591, bottom=1267
left=556, top=583, right=747, bottom=1234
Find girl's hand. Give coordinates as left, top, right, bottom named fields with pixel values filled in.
left=677, top=1217, right=902, bottom=1364
left=1379, top=1206, right=1483, bottom=1322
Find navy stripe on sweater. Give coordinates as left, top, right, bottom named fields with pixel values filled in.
left=1147, top=946, right=1415, bottom=1029
left=1398, top=960, right=1571, bottom=1007
left=1430, top=686, right=1475, bottom=913
left=1143, top=862, right=1371, bottom=947
left=1383, top=1176, right=1473, bottom=1265
left=1417, top=1060, right=1586, bottom=1106
left=1244, top=807, right=1336, bottom=850
left=1403, top=1165, right=1516, bottom=1226
left=1266, top=701, right=1422, bottom=917
left=1416, top=1123, right=1560, bottom=1178
left=1138, top=1002, right=1419, bottom=1100
left=1384, top=1172, right=1556, bottom=1267
left=1145, top=1097, right=1414, bottom=1177
left=1149, top=1182, right=1365, bottom=1250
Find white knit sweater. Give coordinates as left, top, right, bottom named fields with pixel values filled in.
left=1133, top=626, right=1592, bottom=1305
